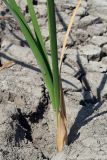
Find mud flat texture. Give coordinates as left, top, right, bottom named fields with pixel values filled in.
left=0, top=0, right=107, bottom=159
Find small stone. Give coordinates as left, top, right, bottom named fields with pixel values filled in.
left=87, top=23, right=106, bottom=36
left=65, top=48, right=88, bottom=67
left=75, top=29, right=88, bottom=43
left=79, top=15, right=102, bottom=28
left=88, top=0, right=107, bottom=21
left=91, top=36, right=107, bottom=47
left=79, top=44, right=101, bottom=61
left=76, top=7, right=86, bottom=16
left=86, top=61, right=107, bottom=73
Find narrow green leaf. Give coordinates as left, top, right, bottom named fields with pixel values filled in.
left=47, top=0, right=60, bottom=110
left=27, top=0, right=48, bottom=58
left=3, top=0, right=55, bottom=106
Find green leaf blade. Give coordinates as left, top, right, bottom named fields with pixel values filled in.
left=3, top=0, right=55, bottom=107
left=47, top=0, right=60, bottom=110
left=27, top=0, right=47, bottom=54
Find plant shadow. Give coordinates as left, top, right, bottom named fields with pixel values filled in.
left=9, top=29, right=29, bottom=47
left=0, top=52, right=41, bottom=73
left=11, top=108, right=33, bottom=146
left=68, top=53, right=107, bottom=145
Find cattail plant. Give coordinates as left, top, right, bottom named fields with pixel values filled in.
left=3, top=0, right=81, bottom=151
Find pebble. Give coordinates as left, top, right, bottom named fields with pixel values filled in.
left=79, top=44, right=101, bottom=61
left=87, top=23, right=107, bottom=36
left=79, top=15, right=102, bottom=28
left=86, top=61, right=107, bottom=73
left=91, top=36, right=107, bottom=47
left=88, top=0, right=107, bottom=21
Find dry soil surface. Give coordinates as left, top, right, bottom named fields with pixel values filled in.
left=0, top=0, right=107, bottom=160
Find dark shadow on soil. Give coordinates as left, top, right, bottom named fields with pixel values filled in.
left=2, top=43, right=13, bottom=52
left=55, top=6, right=68, bottom=30
left=62, top=78, right=80, bottom=90
left=68, top=53, right=107, bottom=145
left=29, top=86, right=49, bottom=124
left=11, top=108, right=33, bottom=146
left=9, top=30, right=29, bottom=47
left=0, top=20, right=6, bottom=31
left=64, top=60, right=78, bottom=73
left=29, top=101, right=47, bottom=123
left=55, top=5, right=75, bottom=44
left=0, top=52, right=41, bottom=73
left=0, top=60, right=2, bottom=67
left=97, top=74, right=107, bottom=101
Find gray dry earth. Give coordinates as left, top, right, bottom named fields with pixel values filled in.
left=0, top=0, right=107, bottom=159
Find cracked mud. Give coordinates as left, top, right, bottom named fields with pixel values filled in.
left=0, top=0, right=107, bottom=159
